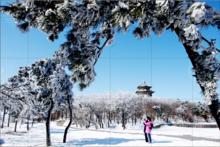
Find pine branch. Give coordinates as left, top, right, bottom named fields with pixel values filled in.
left=0, top=5, right=10, bottom=12
left=201, top=36, right=211, bottom=46
left=94, top=37, right=111, bottom=65
left=1, top=91, right=24, bottom=102
left=201, top=36, right=220, bottom=52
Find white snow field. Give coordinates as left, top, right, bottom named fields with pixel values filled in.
left=0, top=122, right=220, bottom=146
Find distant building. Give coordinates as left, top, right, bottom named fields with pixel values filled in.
left=136, top=82, right=154, bottom=97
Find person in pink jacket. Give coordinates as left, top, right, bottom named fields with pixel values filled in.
left=143, top=116, right=153, bottom=143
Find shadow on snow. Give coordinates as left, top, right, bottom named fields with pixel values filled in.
left=0, top=138, right=5, bottom=145
left=156, top=134, right=220, bottom=142
left=68, top=137, right=143, bottom=146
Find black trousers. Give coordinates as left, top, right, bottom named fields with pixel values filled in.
left=144, top=133, right=148, bottom=142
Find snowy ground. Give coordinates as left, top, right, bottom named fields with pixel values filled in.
left=0, top=121, right=220, bottom=146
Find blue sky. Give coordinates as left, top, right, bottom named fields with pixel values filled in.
left=1, top=0, right=220, bottom=101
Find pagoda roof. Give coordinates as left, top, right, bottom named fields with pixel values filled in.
left=136, top=91, right=154, bottom=94
left=137, top=85, right=151, bottom=89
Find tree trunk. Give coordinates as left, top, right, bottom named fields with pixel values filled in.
left=7, top=114, right=10, bottom=127
left=63, top=99, right=73, bottom=143
left=174, top=28, right=220, bottom=129
left=87, top=113, right=92, bottom=128
left=14, top=120, right=18, bottom=132
left=98, top=115, right=103, bottom=128
left=134, top=116, right=137, bottom=125
left=1, top=107, right=6, bottom=128
left=122, top=110, right=126, bottom=130
left=32, top=119, right=34, bottom=127
left=45, top=100, right=54, bottom=146
left=61, top=111, right=64, bottom=120
left=107, top=111, right=111, bottom=128
left=131, top=117, right=134, bottom=126
left=65, top=110, right=68, bottom=119
left=209, top=99, right=220, bottom=128
left=27, top=118, right=30, bottom=131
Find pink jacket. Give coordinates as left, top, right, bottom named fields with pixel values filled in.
left=144, top=121, right=153, bottom=133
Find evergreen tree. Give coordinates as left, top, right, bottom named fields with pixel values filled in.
left=0, top=57, right=73, bottom=146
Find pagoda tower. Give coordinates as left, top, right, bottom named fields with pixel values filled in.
left=136, top=82, right=154, bottom=97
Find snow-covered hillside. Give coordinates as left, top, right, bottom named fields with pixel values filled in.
left=1, top=122, right=219, bottom=146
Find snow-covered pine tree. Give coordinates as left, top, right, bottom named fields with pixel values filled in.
left=50, top=55, right=74, bottom=143
left=0, top=76, right=27, bottom=132
left=28, top=58, right=58, bottom=146
left=1, top=0, right=220, bottom=129
left=16, top=66, right=36, bottom=131
left=0, top=84, right=12, bottom=128
left=29, top=56, right=74, bottom=145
